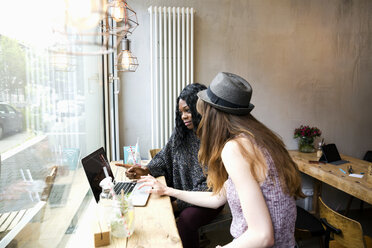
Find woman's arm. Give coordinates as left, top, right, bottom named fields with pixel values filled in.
left=138, top=175, right=226, bottom=209
left=221, top=139, right=274, bottom=248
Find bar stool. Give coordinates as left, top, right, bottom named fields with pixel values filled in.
left=295, top=205, right=326, bottom=248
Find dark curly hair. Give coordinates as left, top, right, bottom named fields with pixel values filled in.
left=174, top=83, right=207, bottom=148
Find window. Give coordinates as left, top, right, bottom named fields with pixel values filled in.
left=0, top=23, right=105, bottom=248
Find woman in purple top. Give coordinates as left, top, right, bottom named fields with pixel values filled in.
left=139, top=72, right=304, bottom=247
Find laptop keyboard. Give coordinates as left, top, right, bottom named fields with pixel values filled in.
left=114, top=181, right=136, bottom=195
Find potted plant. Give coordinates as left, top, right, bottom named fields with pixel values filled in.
left=294, top=125, right=322, bottom=153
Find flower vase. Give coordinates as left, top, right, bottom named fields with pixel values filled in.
left=298, top=137, right=315, bottom=153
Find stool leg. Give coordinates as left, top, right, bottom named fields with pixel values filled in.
left=318, top=236, right=324, bottom=248
left=359, top=200, right=364, bottom=214
left=199, top=233, right=211, bottom=248
left=344, top=196, right=354, bottom=216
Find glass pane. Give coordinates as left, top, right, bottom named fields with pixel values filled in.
left=0, top=26, right=104, bottom=247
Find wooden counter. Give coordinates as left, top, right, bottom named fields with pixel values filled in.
left=289, top=150, right=372, bottom=213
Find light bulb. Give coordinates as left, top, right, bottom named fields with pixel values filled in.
left=110, top=2, right=125, bottom=22
left=65, top=0, right=106, bottom=30
left=120, top=50, right=131, bottom=70
left=117, top=37, right=138, bottom=72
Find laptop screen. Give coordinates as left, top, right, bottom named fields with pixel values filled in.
left=321, top=144, right=342, bottom=163
left=81, top=147, right=115, bottom=202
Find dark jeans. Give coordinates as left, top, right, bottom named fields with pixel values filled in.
left=175, top=204, right=224, bottom=248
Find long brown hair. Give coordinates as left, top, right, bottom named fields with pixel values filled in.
left=196, top=99, right=304, bottom=199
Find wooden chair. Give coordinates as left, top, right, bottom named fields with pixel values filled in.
left=295, top=205, right=325, bottom=247
left=318, top=196, right=372, bottom=248
left=149, top=148, right=162, bottom=159
left=364, top=151, right=372, bottom=163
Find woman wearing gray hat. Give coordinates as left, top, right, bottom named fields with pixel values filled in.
left=139, top=72, right=304, bottom=247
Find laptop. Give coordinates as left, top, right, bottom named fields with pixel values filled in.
left=81, top=147, right=150, bottom=207
left=319, top=143, right=349, bottom=165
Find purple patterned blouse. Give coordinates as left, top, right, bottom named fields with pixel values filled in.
left=224, top=149, right=296, bottom=247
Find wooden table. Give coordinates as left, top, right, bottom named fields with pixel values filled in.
left=67, top=163, right=182, bottom=248
left=289, top=150, right=372, bottom=214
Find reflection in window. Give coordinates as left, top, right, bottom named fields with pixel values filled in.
left=0, top=29, right=104, bottom=247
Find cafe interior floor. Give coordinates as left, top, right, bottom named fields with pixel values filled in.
left=203, top=208, right=372, bottom=248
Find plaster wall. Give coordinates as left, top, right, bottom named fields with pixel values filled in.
left=118, top=0, right=372, bottom=209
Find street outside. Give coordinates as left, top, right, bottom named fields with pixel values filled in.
left=0, top=114, right=86, bottom=156
left=0, top=114, right=87, bottom=213
left=0, top=131, right=35, bottom=155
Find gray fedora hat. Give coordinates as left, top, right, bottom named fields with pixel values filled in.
left=197, top=72, right=254, bottom=115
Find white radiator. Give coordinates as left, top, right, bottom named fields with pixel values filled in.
left=148, top=6, right=194, bottom=149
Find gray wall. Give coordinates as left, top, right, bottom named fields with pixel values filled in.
left=118, top=0, right=372, bottom=208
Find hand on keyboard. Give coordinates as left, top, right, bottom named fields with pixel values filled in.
left=131, top=182, right=151, bottom=206
left=135, top=182, right=152, bottom=194
left=137, top=175, right=169, bottom=196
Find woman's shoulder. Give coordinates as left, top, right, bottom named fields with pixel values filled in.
left=222, top=135, right=254, bottom=156
left=222, top=139, right=239, bottom=154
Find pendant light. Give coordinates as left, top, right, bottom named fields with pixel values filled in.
left=116, top=36, right=138, bottom=72
left=106, top=0, right=139, bottom=36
